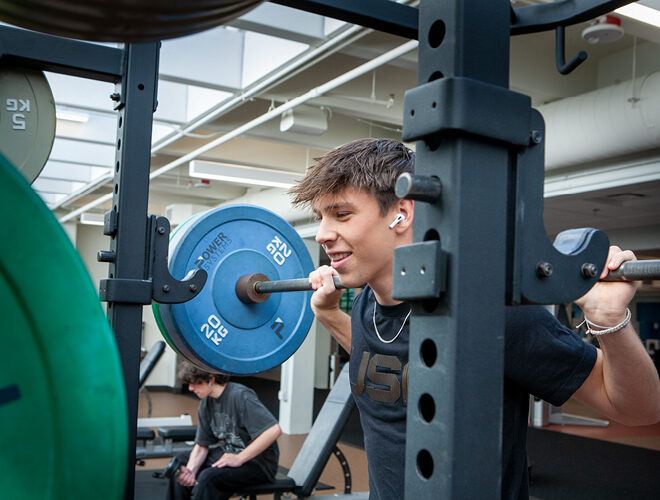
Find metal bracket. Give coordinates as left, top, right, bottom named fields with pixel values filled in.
left=402, top=77, right=532, bottom=147
left=149, top=216, right=207, bottom=304
left=392, top=240, right=447, bottom=300
left=103, top=209, right=118, bottom=236
left=508, top=109, right=609, bottom=305
left=99, top=278, right=152, bottom=304
left=99, top=215, right=207, bottom=304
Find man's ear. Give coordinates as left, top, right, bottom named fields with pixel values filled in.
left=392, top=199, right=414, bottom=233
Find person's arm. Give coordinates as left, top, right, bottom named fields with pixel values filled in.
left=308, top=265, right=351, bottom=351
left=212, top=423, right=282, bottom=468
left=573, top=246, right=660, bottom=426
left=177, top=443, right=209, bottom=486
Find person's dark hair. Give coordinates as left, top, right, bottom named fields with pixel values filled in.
left=288, top=138, right=414, bottom=215
left=177, top=362, right=230, bottom=386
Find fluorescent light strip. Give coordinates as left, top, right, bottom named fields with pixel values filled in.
left=56, top=111, right=89, bottom=123
left=615, top=3, right=660, bottom=28
left=189, top=160, right=302, bottom=189
left=80, top=213, right=105, bottom=226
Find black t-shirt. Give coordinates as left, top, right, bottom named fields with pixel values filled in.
left=349, top=285, right=597, bottom=500
left=195, top=382, right=279, bottom=481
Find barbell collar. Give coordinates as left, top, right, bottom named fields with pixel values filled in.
left=235, top=273, right=271, bottom=304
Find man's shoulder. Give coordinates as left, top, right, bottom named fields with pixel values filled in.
left=224, top=382, right=259, bottom=402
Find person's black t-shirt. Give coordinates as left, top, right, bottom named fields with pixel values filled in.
left=349, top=286, right=597, bottom=499
left=195, top=382, right=279, bottom=481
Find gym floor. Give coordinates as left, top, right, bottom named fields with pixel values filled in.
left=136, top=380, right=660, bottom=499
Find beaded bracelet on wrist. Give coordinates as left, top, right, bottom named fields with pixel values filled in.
left=577, top=308, right=631, bottom=336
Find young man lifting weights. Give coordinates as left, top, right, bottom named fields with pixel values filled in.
left=289, top=138, right=660, bottom=499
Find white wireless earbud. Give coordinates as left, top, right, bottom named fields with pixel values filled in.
left=389, top=213, right=405, bottom=229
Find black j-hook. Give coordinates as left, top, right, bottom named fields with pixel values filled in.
left=555, top=25, right=587, bottom=75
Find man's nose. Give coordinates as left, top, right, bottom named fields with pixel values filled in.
left=315, top=219, right=336, bottom=245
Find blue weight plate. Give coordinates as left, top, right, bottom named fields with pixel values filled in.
left=167, top=205, right=315, bottom=375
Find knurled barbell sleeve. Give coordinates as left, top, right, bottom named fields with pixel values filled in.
left=254, top=276, right=344, bottom=294
left=602, top=260, right=660, bottom=282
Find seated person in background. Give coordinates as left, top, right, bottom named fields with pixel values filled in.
left=167, top=363, right=281, bottom=500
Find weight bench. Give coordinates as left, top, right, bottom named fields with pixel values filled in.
left=139, top=340, right=165, bottom=388
left=232, top=363, right=358, bottom=499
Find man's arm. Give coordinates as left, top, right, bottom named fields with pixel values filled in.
left=212, top=423, right=282, bottom=468
left=309, top=265, right=351, bottom=351
left=177, top=443, right=209, bottom=486
left=573, top=247, right=660, bottom=426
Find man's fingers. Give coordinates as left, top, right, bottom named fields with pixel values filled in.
left=309, top=265, right=337, bottom=291
left=320, top=266, right=338, bottom=290
left=601, top=246, right=637, bottom=278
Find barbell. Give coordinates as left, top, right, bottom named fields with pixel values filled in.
left=152, top=204, right=660, bottom=375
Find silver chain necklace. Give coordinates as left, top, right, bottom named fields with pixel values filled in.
left=372, top=301, right=412, bottom=344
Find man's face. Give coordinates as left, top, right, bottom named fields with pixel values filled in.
left=187, top=380, right=211, bottom=399
left=313, top=187, right=401, bottom=291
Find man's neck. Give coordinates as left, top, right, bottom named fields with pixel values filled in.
left=371, top=275, right=402, bottom=306
left=210, top=382, right=227, bottom=399
left=370, top=235, right=412, bottom=306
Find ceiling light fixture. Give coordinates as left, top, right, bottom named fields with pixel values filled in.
left=80, top=212, right=105, bottom=225
left=189, top=160, right=303, bottom=189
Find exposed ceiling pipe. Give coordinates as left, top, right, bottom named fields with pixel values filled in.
left=59, top=39, right=419, bottom=223
left=52, top=23, right=371, bottom=211
left=539, top=71, right=660, bottom=169
left=52, top=1, right=418, bottom=212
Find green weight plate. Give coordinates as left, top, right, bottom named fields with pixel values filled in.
left=0, top=66, right=56, bottom=184
left=0, top=153, right=127, bottom=499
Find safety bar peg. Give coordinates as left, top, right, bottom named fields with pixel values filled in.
left=395, top=173, right=442, bottom=203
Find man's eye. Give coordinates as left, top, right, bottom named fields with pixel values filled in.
left=337, top=212, right=349, bottom=218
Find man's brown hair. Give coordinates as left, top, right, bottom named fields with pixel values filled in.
left=177, top=362, right=230, bottom=386
left=289, top=138, right=414, bottom=215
